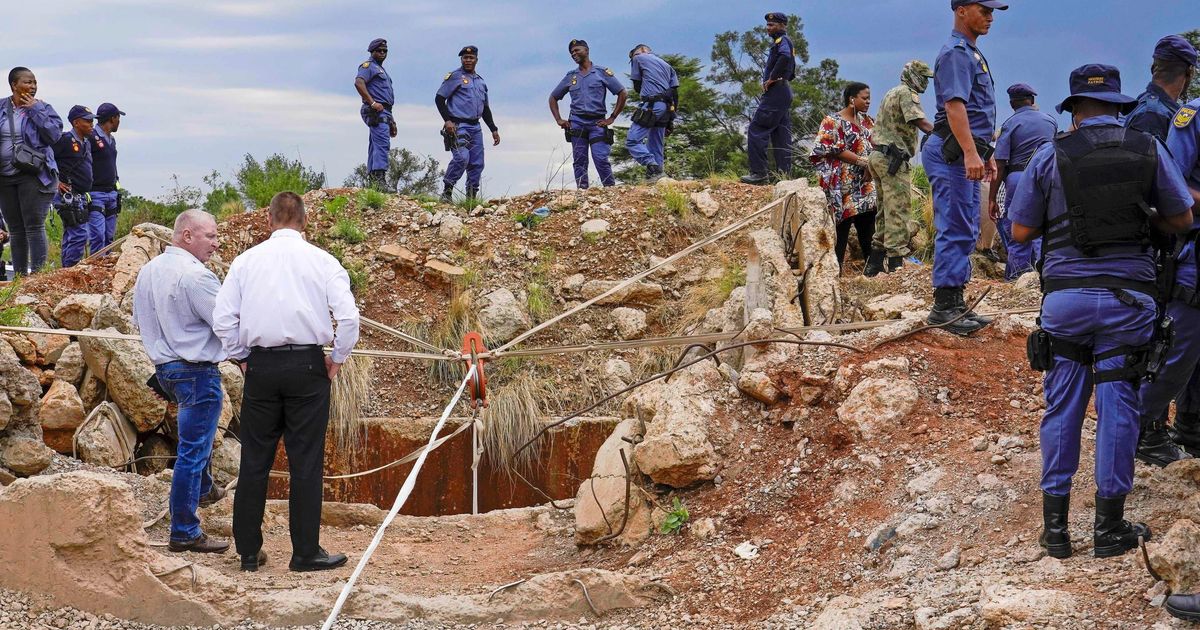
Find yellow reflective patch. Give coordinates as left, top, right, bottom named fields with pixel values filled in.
left=1176, top=107, right=1197, bottom=129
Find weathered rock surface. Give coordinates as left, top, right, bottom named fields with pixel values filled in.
left=74, top=403, right=138, bottom=468
left=52, top=294, right=105, bottom=330
left=575, top=418, right=651, bottom=545
left=110, top=223, right=172, bottom=297
left=1147, top=518, right=1200, bottom=592
left=978, top=583, right=1076, bottom=625
left=581, top=218, right=610, bottom=236
left=0, top=436, right=53, bottom=475
left=690, top=190, right=720, bottom=218
left=0, top=338, right=42, bottom=441
left=78, top=333, right=166, bottom=432
left=39, top=380, right=86, bottom=453
left=611, top=307, right=647, bottom=340
left=53, top=342, right=85, bottom=387
left=627, top=362, right=723, bottom=487
left=864, top=294, right=924, bottom=320
left=773, top=179, right=840, bottom=325
left=838, top=377, right=920, bottom=437
left=480, top=288, right=532, bottom=343
left=581, top=280, right=664, bottom=305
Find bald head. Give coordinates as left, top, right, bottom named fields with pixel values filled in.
left=172, top=210, right=220, bottom=263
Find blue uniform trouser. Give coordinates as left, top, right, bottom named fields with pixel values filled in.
left=157, top=361, right=221, bottom=543
left=88, top=190, right=118, bottom=249
left=1040, top=288, right=1156, bottom=497
left=56, top=193, right=104, bottom=268
left=747, top=83, right=793, bottom=176
left=443, top=122, right=485, bottom=190
left=1140, top=248, right=1200, bottom=431
left=626, top=102, right=667, bottom=168
left=923, top=133, right=980, bottom=288
left=998, top=171, right=1040, bottom=281
left=569, top=119, right=614, bottom=188
left=360, top=106, right=391, bottom=172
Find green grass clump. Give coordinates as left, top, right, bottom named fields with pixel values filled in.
left=660, top=184, right=691, bottom=218
left=324, top=195, right=350, bottom=218
left=342, top=259, right=369, bottom=294
left=357, top=188, right=387, bottom=210
left=526, top=280, right=551, bottom=323
left=0, top=283, right=29, bottom=326
left=332, top=217, right=367, bottom=244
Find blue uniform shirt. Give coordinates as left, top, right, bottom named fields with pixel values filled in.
left=1126, top=83, right=1180, bottom=143
left=762, top=34, right=795, bottom=83
left=932, top=30, right=997, bottom=139
left=89, top=126, right=118, bottom=189
left=630, top=53, right=678, bottom=99
left=995, top=106, right=1058, bottom=167
left=437, top=68, right=489, bottom=120
left=551, top=65, right=625, bottom=119
left=356, top=60, right=394, bottom=106
left=52, top=128, right=92, bottom=192
left=1008, top=116, right=1192, bottom=283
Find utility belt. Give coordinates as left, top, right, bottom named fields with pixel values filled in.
left=564, top=122, right=615, bottom=145
left=631, top=100, right=674, bottom=128
left=450, top=116, right=479, bottom=125
left=251, top=344, right=323, bottom=353
left=54, top=190, right=90, bottom=229
left=365, top=102, right=393, bottom=126
left=875, top=143, right=913, bottom=176
left=932, top=121, right=995, bottom=164
left=1026, top=287, right=1172, bottom=384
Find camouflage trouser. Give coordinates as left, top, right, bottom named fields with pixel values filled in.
left=867, top=150, right=912, bottom=257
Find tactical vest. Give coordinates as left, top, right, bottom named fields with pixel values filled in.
left=1043, top=125, right=1157, bottom=260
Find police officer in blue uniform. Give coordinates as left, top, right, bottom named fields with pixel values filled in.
left=436, top=46, right=499, bottom=203
left=355, top=38, right=396, bottom=191
left=740, top=13, right=796, bottom=186
left=550, top=40, right=627, bottom=189
left=52, top=106, right=96, bottom=268
left=987, top=83, right=1057, bottom=281
left=923, top=0, right=1006, bottom=336
left=88, top=102, right=123, bottom=250
left=1009, top=64, right=1193, bottom=561
left=1125, top=36, right=1200, bottom=468
left=626, top=44, right=678, bottom=182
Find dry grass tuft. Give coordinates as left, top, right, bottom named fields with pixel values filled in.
left=479, top=375, right=554, bottom=479
left=671, top=254, right=746, bottom=333
left=329, top=355, right=374, bottom=457
left=424, top=290, right=489, bottom=386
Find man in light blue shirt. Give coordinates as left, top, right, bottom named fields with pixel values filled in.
left=132, top=209, right=229, bottom=555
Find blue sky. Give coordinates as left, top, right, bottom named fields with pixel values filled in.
left=12, top=0, right=1194, bottom=201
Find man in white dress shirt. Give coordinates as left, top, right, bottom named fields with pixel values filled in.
left=213, top=192, right=360, bottom=572
left=133, top=209, right=229, bottom=555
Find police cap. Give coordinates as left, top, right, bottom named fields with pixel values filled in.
left=568, top=39, right=588, bottom=52
left=458, top=45, right=478, bottom=57
left=1153, top=35, right=1198, bottom=67
left=764, top=12, right=787, bottom=25
left=950, top=0, right=1009, bottom=9
left=67, top=105, right=94, bottom=122
left=95, top=103, right=125, bottom=121
left=1006, top=83, right=1037, bottom=99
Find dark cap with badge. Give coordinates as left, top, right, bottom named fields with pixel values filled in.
left=568, top=39, right=588, bottom=52
left=67, top=105, right=94, bottom=122
left=458, top=45, right=478, bottom=57
left=368, top=38, right=387, bottom=53
left=1006, top=83, right=1037, bottom=99
left=1153, top=35, right=1198, bottom=67
left=1056, top=64, right=1137, bottom=114
left=764, top=12, right=787, bottom=24
left=951, top=0, right=1009, bottom=9
left=95, top=102, right=124, bottom=120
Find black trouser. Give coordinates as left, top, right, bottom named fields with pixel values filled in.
left=0, top=173, right=52, bottom=275
left=233, top=346, right=331, bottom=559
left=835, top=210, right=877, bottom=267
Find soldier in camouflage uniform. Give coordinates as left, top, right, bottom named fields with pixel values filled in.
left=864, top=61, right=935, bottom=276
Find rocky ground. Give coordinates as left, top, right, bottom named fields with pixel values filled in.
left=5, top=178, right=1200, bottom=629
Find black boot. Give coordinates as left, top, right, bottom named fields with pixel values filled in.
left=1136, top=413, right=1192, bottom=467
left=926, top=287, right=986, bottom=336
left=1038, top=492, right=1072, bottom=559
left=1165, top=593, right=1200, bottom=621
left=369, top=170, right=387, bottom=191
left=645, top=164, right=664, bottom=183
left=886, top=256, right=904, bottom=273
left=863, top=249, right=886, bottom=277
left=465, top=185, right=479, bottom=201
left=1172, top=412, right=1200, bottom=457
left=439, top=184, right=453, bottom=203
left=955, top=289, right=992, bottom=326
left=739, top=172, right=770, bottom=185
left=1093, top=494, right=1151, bottom=558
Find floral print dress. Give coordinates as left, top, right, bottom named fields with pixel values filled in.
left=811, top=112, right=877, bottom=223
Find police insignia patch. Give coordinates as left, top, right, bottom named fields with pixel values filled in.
left=911, top=93, right=921, bottom=104
left=604, top=68, right=614, bottom=76
left=463, top=78, right=469, bottom=85
left=444, top=73, right=452, bottom=81
left=361, top=62, right=370, bottom=68
left=774, top=37, right=781, bottom=44
left=1176, top=107, right=1197, bottom=129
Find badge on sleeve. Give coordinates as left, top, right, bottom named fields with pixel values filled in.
left=444, top=72, right=452, bottom=81
left=1176, top=107, right=1197, bottom=129
left=361, top=62, right=370, bottom=68
left=911, top=92, right=922, bottom=104
left=604, top=68, right=614, bottom=77
left=774, top=37, right=781, bottom=44
left=571, top=76, right=577, bottom=85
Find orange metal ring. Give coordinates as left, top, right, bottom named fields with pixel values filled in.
left=461, top=331, right=488, bottom=408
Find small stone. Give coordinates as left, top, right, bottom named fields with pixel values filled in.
left=580, top=219, right=610, bottom=237
left=991, top=454, right=1009, bottom=465
left=972, top=436, right=989, bottom=451
left=937, top=547, right=961, bottom=571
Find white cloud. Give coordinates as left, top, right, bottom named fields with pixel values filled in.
left=138, top=34, right=334, bottom=50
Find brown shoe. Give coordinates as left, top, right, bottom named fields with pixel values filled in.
left=199, top=486, right=226, bottom=508
left=168, top=533, right=230, bottom=554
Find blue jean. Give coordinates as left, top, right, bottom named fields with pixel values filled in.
left=569, top=120, right=614, bottom=188
left=1040, top=288, right=1155, bottom=497
left=626, top=102, right=667, bottom=167
left=157, top=360, right=223, bottom=543
left=443, top=122, right=485, bottom=190
left=998, top=171, right=1040, bottom=281
left=922, top=133, right=981, bottom=289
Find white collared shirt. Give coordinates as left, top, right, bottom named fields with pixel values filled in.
left=213, top=229, right=360, bottom=363
left=132, top=246, right=224, bottom=364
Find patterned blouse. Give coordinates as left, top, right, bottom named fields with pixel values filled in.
left=811, top=112, right=877, bottom=223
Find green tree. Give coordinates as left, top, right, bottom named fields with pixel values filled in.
left=1184, top=30, right=1200, bottom=101
left=235, top=153, right=325, bottom=208
left=709, top=14, right=843, bottom=176
left=201, top=170, right=244, bottom=219
left=344, top=147, right=441, bottom=196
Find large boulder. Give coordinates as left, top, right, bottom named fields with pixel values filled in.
left=627, top=361, right=723, bottom=487
left=52, top=294, right=106, bottom=330
left=39, top=380, right=86, bottom=453
left=772, top=180, right=841, bottom=325
left=575, top=418, right=652, bottom=545
left=0, top=337, right=43, bottom=441
left=581, top=280, right=664, bottom=306
left=54, top=342, right=86, bottom=387
left=0, top=392, right=10, bottom=433
left=75, top=403, right=138, bottom=468
left=110, top=223, right=172, bottom=298
left=211, top=437, right=241, bottom=487
left=837, top=377, right=920, bottom=437
left=218, top=361, right=244, bottom=417
left=0, top=436, right=53, bottom=476
left=78, top=333, right=167, bottom=432
left=480, top=288, right=531, bottom=343
left=1147, top=518, right=1200, bottom=592
left=90, top=294, right=136, bottom=334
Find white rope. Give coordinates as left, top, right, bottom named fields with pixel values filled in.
left=320, top=364, right=477, bottom=630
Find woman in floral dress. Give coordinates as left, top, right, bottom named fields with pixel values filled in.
left=811, top=82, right=877, bottom=269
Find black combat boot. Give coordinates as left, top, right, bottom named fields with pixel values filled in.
left=886, top=256, right=904, bottom=273
left=1093, top=494, right=1151, bottom=558
left=1136, top=413, right=1192, bottom=467
left=1039, top=491, right=1072, bottom=559
left=1172, top=412, right=1200, bottom=458
left=739, top=172, right=770, bottom=185
left=439, top=184, right=454, bottom=203
left=369, top=169, right=387, bottom=191
left=645, top=164, right=664, bottom=183
left=926, top=287, right=986, bottom=336
left=1165, top=592, right=1200, bottom=621
left=954, top=289, right=992, bottom=326
left=863, top=249, right=886, bottom=277
left=465, top=185, right=479, bottom=201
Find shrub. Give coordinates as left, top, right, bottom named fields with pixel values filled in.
left=357, top=188, right=387, bottom=210
left=235, top=153, right=325, bottom=208
left=323, top=195, right=350, bottom=218
left=660, top=185, right=691, bottom=218
left=332, top=217, right=367, bottom=244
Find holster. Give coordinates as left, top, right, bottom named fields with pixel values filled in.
left=939, top=132, right=995, bottom=164
left=879, top=144, right=911, bottom=176
left=1027, top=328, right=1053, bottom=372
left=367, top=109, right=381, bottom=127
left=440, top=128, right=457, bottom=152
left=604, top=127, right=615, bottom=145
left=1145, top=316, right=1175, bottom=382
left=631, top=105, right=657, bottom=127
left=56, top=203, right=87, bottom=229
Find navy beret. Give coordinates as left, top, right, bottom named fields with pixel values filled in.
left=951, top=0, right=1009, bottom=9
left=1154, top=35, right=1198, bottom=67
left=458, top=45, right=478, bottom=57
left=367, top=38, right=387, bottom=53
left=1006, top=83, right=1036, bottom=99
